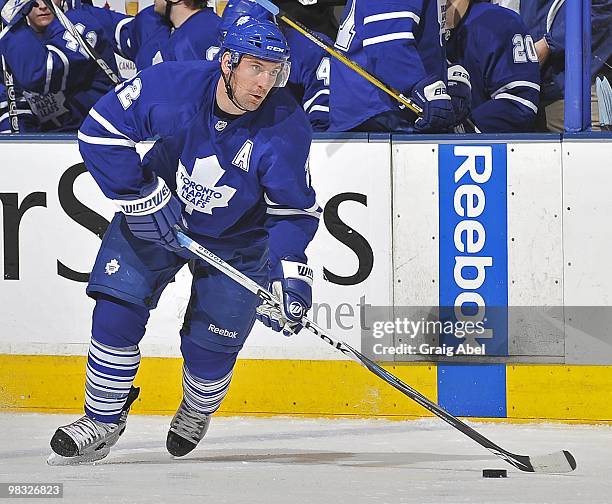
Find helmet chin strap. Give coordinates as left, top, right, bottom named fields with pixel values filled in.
left=221, top=59, right=252, bottom=113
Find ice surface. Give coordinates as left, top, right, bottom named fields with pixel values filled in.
left=1, top=413, right=611, bottom=504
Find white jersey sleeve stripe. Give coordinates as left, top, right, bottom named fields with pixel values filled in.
left=364, top=11, right=420, bottom=25
left=265, top=193, right=321, bottom=214
left=494, top=93, right=538, bottom=113
left=266, top=208, right=321, bottom=219
left=363, top=32, right=414, bottom=47
left=115, top=17, right=133, bottom=54
left=303, top=89, right=329, bottom=112
left=46, top=45, right=69, bottom=92
left=264, top=193, right=280, bottom=206
left=492, top=80, right=541, bottom=97
left=44, top=52, right=53, bottom=95
left=78, top=131, right=136, bottom=147
left=308, top=105, right=329, bottom=114
left=0, top=110, right=33, bottom=124
left=304, top=201, right=321, bottom=212
left=0, top=24, right=10, bottom=40
left=89, top=108, right=136, bottom=142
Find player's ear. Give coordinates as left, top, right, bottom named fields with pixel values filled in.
left=220, top=52, right=232, bottom=76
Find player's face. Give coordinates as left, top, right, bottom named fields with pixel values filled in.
left=230, top=55, right=282, bottom=111
left=27, top=0, right=60, bottom=32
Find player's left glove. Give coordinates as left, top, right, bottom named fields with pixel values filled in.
left=256, top=260, right=313, bottom=337
left=410, top=75, right=454, bottom=133
left=1, top=0, right=36, bottom=28
left=447, top=64, right=472, bottom=126
left=114, top=175, right=187, bottom=255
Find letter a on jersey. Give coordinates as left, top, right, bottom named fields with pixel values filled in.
left=232, top=140, right=253, bottom=173
left=176, top=156, right=237, bottom=215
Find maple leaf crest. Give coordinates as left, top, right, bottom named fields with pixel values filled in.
left=176, top=156, right=237, bottom=215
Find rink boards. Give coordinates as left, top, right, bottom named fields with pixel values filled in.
left=1, top=133, right=612, bottom=422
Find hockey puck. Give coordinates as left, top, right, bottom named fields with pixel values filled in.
left=482, top=469, right=507, bottom=478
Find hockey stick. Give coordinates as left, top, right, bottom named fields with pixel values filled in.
left=253, top=0, right=423, bottom=116
left=40, top=0, right=121, bottom=85
left=176, top=230, right=577, bottom=474
left=0, top=21, right=19, bottom=133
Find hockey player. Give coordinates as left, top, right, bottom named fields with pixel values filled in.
left=48, top=17, right=320, bottom=464
left=219, top=0, right=330, bottom=131
left=446, top=0, right=541, bottom=132
left=519, top=0, right=612, bottom=131
left=118, top=0, right=220, bottom=70
left=329, top=0, right=455, bottom=133
left=0, top=0, right=129, bottom=131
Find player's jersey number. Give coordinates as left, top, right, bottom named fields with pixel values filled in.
left=316, top=57, right=330, bottom=86
left=512, top=34, right=538, bottom=63
left=117, top=77, right=142, bottom=110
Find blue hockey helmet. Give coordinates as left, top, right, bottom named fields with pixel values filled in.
left=219, top=0, right=274, bottom=35
left=220, top=16, right=290, bottom=88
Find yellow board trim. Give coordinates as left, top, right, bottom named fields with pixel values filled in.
left=507, top=364, right=612, bottom=422
left=2, top=356, right=612, bottom=423
left=0, top=355, right=437, bottom=419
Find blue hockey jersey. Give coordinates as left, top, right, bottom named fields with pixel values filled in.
left=329, top=0, right=448, bottom=132
left=0, top=5, right=127, bottom=131
left=114, top=6, right=169, bottom=71
left=78, top=61, right=320, bottom=267
left=446, top=2, right=540, bottom=132
left=119, top=7, right=220, bottom=70
left=284, top=28, right=330, bottom=132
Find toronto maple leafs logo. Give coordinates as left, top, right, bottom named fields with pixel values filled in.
left=105, top=259, right=120, bottom=276
left=176, top=156, right=237, bottom=215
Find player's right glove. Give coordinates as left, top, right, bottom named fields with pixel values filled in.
left=410, top=75, right=454, bottom=133
left=256, top=260, right=313, bottom=337
left=447, top=64, right=472, bottom=127
left=0, top=0, right=36, bottom=28
left=113, top=175, right=185, bottom=255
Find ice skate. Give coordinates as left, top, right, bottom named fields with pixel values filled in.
left=47, top=387, right=140, bottom=466
left=166, top=400, right=211, bottom=457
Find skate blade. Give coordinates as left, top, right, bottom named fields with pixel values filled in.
left=47, top=447, right=110, bottom=466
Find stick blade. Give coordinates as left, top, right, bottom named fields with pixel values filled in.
left=528, top=450, right=577, bottom=474
left=253, top=0, right=280, bottom=15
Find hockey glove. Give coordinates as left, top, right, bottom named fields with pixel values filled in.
left=1, top=0, right=36, bottom=28
left=410, top=75, right=454, bottom=133
left=256, top=260, right=313, bottom=336
left=447, top=64, right=472, bottom=126
left=114, top=176, right=186, bottom=255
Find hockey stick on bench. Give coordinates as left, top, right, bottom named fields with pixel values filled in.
left=176, top=230, right=576, bottom=474
left=253, top=0, right=423, bottom=116
left=40, top=0, right=121, bottom=85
